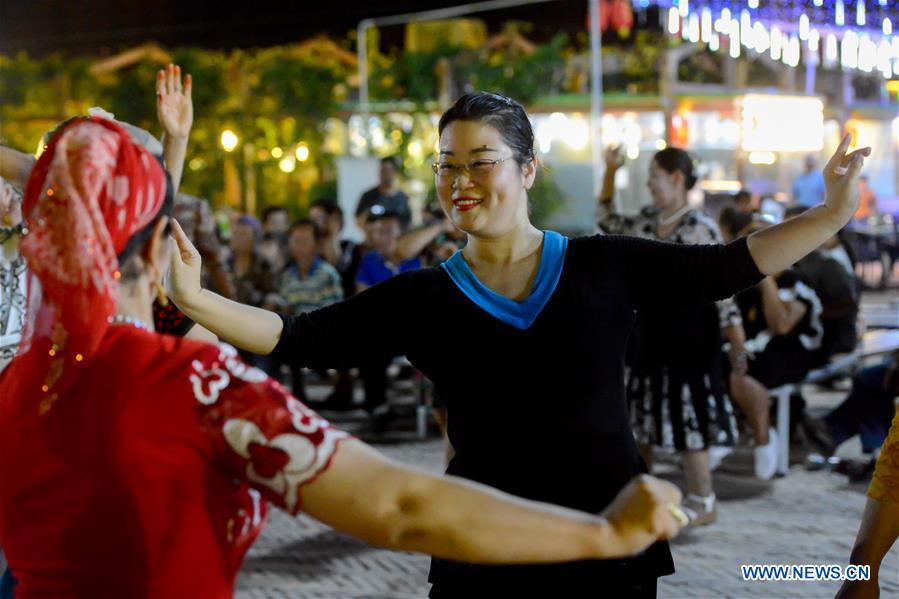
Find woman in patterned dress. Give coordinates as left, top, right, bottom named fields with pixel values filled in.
left=598, top=146, right=759, bottom=526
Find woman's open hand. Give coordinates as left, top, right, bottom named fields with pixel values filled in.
left=156, top=64, right=193, bottom=141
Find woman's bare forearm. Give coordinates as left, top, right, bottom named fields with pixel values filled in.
left=177, top=289, right=284, bottom=354
left=747, top=205, right=850, bottom=276
left=302, top=442, right=628, bottom=564
left=162, top=135, right=188, bottom=192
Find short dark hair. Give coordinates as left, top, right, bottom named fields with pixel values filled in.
left=653, top=147, right=698, bottom=190
left=718, top=206, right=753, bottom=239
left=288, top=218, right=323, bottom=242
left=380, top=156, right=401, bottom=171
left=310, top=197, right=341, bottom=218
left=734, top=189, right=751, bottom=204
left=438, top=92, right=535, bottom=167
left=262, top=205, right=289, bottom=223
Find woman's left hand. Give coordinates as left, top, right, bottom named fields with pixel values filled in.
left=156, top=63, right=193, bottom=141
left=824, top=134, right=871, bottom=222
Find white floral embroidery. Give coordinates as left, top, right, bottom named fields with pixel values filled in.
left=222, top=418, right=345, bottom=511
left=217, top=343, right=267, bottom=383
left=190, top=358, right=231, bottom=405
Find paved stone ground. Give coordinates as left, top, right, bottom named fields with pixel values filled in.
left=235, top=291, right=899, bottom=598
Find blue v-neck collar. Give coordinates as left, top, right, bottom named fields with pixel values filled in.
left=441, top=231, right=568, bottom=330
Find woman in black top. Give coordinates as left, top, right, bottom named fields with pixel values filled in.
left=169, top=92, right=870, bottom=597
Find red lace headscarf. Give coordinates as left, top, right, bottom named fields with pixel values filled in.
left=14, top=117, right=167, bottom=414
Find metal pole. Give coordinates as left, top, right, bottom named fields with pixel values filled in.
left=589, top=0, right=604, bottom=198
left=358, top=19, right=373, bottom=114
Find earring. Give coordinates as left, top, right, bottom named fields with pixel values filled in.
left=154, top=279, right=169, bottom=307
left=153, top=278, right=169, bottom=308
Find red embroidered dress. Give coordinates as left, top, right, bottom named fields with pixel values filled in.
left=0, top=118, right=348, bottom=598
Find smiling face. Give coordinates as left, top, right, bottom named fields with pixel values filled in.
left=647, top=159, right=685, bottom=211
left=435, top=120, right=536, bottom=238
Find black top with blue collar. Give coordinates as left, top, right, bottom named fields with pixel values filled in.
left=273, top=232, right=764, bottom=592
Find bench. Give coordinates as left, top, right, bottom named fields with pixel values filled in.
left=768, top=329, right=899, bottom=475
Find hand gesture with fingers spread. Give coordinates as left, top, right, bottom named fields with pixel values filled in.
left=156, top=64, right=193, bottom=141
left=824, top=134, right=871, bottom=220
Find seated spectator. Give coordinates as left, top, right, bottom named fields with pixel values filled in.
left=258, top=205, right=290, bottom=272
left=173, top=192, right=235, bottom=299
left=355, top=210, right=422, bottom=423
left=275, top=219, right=344, bottom=398
left=310, top=197, right=364, bottom=299
left=785, top=206, right=860, bottom=363
left=355, top=156, right=412, bottom=231
left=721, top=221, right=825, bottom=479
left=309, top=198, right=362, bottom=409
left=734, top=189, right=757, bottom=215
left=228, top=215, right=280, bottom=377
left=804, top=356, right=898, bottom=478
left=356, top=210, right=422, bottom=293
left=718, top=205, right=755, bottom=243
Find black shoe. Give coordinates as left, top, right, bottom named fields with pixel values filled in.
left=801, top=415, right=836, bottom=457
left=369, top=405, right=394, bottom=434
left=845, top=458, right=877, bottom=483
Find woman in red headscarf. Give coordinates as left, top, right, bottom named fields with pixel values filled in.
left=0, top=116, right=685, bottom=598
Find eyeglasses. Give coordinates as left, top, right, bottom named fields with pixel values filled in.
left=431, top=156, right=510, bottom=180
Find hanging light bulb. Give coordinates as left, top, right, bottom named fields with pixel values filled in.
left=883, top=18, right=892, bottom=36
left=689, top=13, right=701, bottom=43
left=878, top=39, right=894, bottom=78
left=836, top=0, right=845, bottom=26
left=770, top=26, right=782, bottom=61
left=856, top=0, right=865, bottom=26
left=825, top=34, right=839, bottom=68
left=668, top=7, right=680, bottom=34
left=842, top=31, right=859, bottom=69
left=754, top=22, right=769, bottom=53
left=859, top=34, right=876, bottom=72
left=730, top=19, right=741, bottom=58
left=741, top=10, right=752, bottom=47
left=799, top=14, right=810, bottom=40
left=701, top=8, right=712, bottom=43
left=809, top=29, right=820, bottom=52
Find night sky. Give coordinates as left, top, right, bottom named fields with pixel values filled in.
left=0, top=0, right=606, bottom=57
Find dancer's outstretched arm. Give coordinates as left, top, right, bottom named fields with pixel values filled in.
left=302, top=439, right=684, bottom=563
left=168, top=219, right=283, bottom=354
left=747, top=134, right=870, bottom=275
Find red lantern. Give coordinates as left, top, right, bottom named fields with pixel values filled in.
left=585, top=0, right=612, bottom=33
left=610, top=0, right=633, bottom=36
